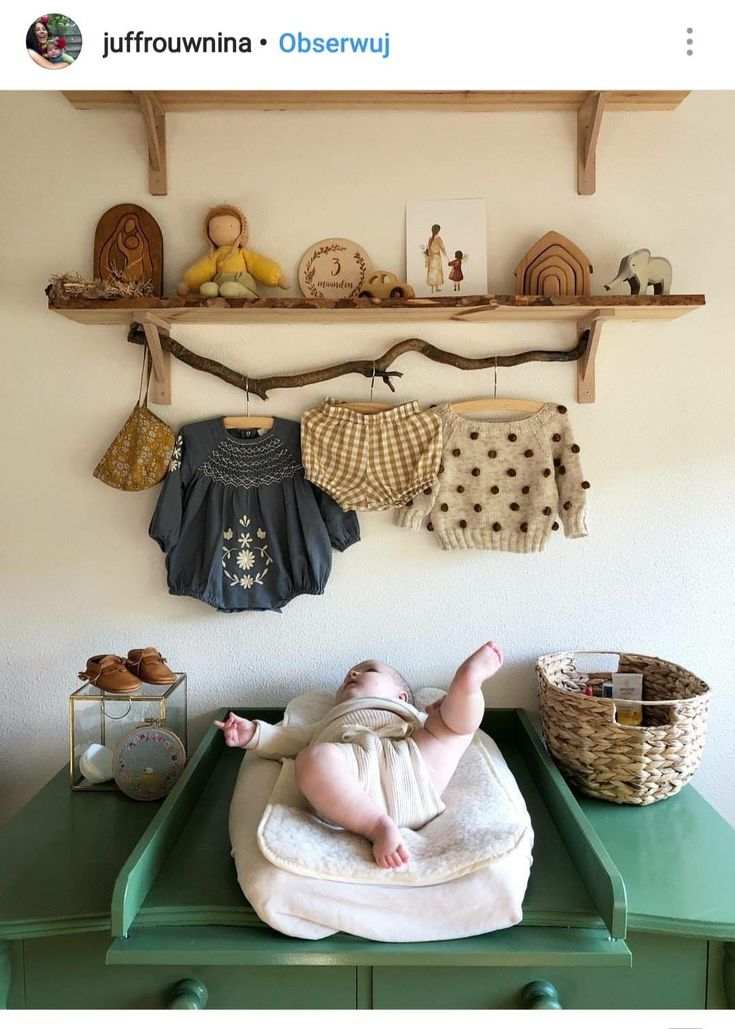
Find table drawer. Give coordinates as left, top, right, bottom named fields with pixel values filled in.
left=372, top=933, right=707, bottom=1009
left=22, top=932, right=357, bottom=1009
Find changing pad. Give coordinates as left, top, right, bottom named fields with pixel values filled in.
left=229, top=690, right=534, bottom=941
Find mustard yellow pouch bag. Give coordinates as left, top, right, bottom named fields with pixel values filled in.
left=94, top=346, right=175, bottom=491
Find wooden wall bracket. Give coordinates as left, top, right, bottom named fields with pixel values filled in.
left=134, top=91, right=167, bottom=196
left=141, top=315, right=172, bottom=404
left=578, top=91, right=610, bottom=195
left=576, top=310, right=614, bottom=403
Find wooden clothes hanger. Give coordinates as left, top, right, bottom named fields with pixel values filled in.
left=223, top=415, right=275, bottom=429
left=451, top=398, right=545, bottom=414
left=223, top=378, right=274, bottom=430
left=450, top=358, right=544, bottom=414
left=333, top=363, right=399, bottom=414
left=333, top=401, right=395, bottom=414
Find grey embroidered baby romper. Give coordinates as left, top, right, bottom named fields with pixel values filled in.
left=149, top=418, right=360, bottom=611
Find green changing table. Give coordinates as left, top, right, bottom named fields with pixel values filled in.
left=1, top=708, right=733, bottom=1009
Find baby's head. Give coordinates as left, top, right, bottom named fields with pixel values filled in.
left=336, top=660, right=413, bottom=705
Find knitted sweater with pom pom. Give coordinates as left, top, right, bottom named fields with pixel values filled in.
left=395, top=403, right=590, bottom=553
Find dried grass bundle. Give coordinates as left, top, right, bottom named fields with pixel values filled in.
left=47, top=270, right=154, bottom=304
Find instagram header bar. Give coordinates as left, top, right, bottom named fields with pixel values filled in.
left=5, top=1, right=734, bottom=89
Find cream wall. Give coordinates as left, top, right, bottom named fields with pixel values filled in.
left=1, top=91, right=733, bottom=826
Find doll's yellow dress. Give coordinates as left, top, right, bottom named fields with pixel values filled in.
left=184, top=245, right=284, bottom=299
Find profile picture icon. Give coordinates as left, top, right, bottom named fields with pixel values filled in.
left=26, top=13, right=82, bottom=69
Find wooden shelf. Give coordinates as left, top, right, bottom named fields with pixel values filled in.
left=60, top=90, right=690, bottom=197
left=48, top=294, right=704, bottom=326
left=62, top=90, right=690, bottom=113
left=48, top=295, right=705, bottom=407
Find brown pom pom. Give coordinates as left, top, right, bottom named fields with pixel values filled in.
left=459, top=519, right=467, bottom=529
left=440, top=503, right=449, bottom=512
left=488, top=449, right=497, bottom=458
left=552, top=521, right=560, bottom=530
left=452, top=448, right=461, bottom=457
left=543, top=506, right=552, bottom=516
left=553, top=458, right=561, bottom=468
left=571, top=444, right=580, bottom=454
left=492, top=522, right=502, bottom=532
left=582, top=480, right=591, bottom=489
left=470, top=431, right=479, bottom=440
left=510, top=502, right=520, bottom=511
left=543, top=468, right=551, bottom=477
left=474, top=504, right=482, bottom=513
left=507, top=468, right=517, bottom=477
left=524, top=449, right=534, bottom=458
left=557, top=405, right=567, bottom=413
left=490, top=485, right=500, bottom=495
left=552, top=433, right=561, bottom=442
left=427, top=522, right=434, bottom=532
left=558, top=465, right=566, bottom=475
left=508, top=433, right=517, bottom=442
left=471, top=467, right=480, bottom=476
left=423, top=487, right=432, bottom=495
left=520, top=522, right=528, bottom=532
left=456, top=485, right=465, bottom=493
left=521, top=485, right=530, bottom=495
left=563, top=501, right=572, bottom=511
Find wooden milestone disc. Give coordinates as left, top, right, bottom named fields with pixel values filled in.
left=298, top=238, right=371, bottom=299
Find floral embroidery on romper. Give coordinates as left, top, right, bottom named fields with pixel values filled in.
left=169, top=435, right=183, bottom=473
left=222, top=515, right=273, bottom=589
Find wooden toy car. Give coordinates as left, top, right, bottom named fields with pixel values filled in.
left=358, top=271, right=416, bottom=300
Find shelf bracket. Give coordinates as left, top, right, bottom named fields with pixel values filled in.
left=134, top=91, right=167, bottom=196
left=577, top=91, right=610, bottom=196
left=141, top=315, right=172, bottom=405
left=576, top=309, right=614, bottom=403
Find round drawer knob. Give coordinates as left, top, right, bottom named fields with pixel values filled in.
left=168, top=977, right=209, bottom=1010
left=520, top=979, right=562, bottom=1009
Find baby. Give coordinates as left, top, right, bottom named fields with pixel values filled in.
left=215, top=641, right=503, bottom=868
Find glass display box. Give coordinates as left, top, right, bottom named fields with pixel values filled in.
left=69, top=674, right=187, bottom=791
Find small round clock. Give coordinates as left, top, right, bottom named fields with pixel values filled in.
left=112, top=724, right=186, bottom=802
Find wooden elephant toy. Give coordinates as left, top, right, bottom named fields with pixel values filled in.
left=604, top=249, right=672, bottom=295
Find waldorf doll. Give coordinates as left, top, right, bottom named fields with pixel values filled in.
left=177, top=204, right=290, bottom=299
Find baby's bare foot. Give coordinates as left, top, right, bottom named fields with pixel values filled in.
left=370, top=815, right=409, bottom=869
left=457, top=641, right=504, bottom=686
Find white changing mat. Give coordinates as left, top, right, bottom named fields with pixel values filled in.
left=229, top=690, right=534, bottom=941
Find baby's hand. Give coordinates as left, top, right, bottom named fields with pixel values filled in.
left=214, top=712, right=256, bottom=748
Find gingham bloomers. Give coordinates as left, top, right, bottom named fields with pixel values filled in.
left=301, top=399, right=442, bottom=511
left=396, top=403, right=590, bottom=553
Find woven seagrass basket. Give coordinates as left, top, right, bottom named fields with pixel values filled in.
left=537, top=651, right=710, bottom=805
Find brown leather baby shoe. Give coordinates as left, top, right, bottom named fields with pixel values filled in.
left=78, top=655, right=142, bottom=694
left=126, top=648, right=177, bottom=685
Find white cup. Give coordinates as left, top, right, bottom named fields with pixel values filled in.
left=79, top=743, right=114, bottom=783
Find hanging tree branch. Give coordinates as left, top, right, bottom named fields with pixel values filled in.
left=127, top=323, right=590, bottom=401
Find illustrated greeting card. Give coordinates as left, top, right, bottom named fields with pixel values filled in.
left=406, top=198, right=487, bottom=298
